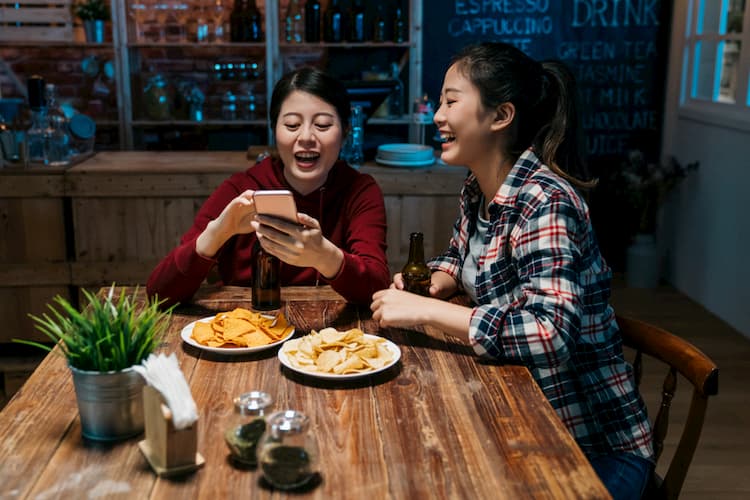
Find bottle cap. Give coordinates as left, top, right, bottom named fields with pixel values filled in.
left=69, top=113, right=96, bottom=140
left=27, top=75, right=46, bottom=110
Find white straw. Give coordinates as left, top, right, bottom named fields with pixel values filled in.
left=133, top=353, right=198, bottom=429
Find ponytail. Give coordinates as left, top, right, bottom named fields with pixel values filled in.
left=452, top=42, right=596, bottom=189
left=534, top=62, right=596, bottom=189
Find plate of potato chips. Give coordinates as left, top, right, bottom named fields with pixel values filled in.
left=278, top=327, right=400, bottom=379
left=181, top=307, right=295, bottom=355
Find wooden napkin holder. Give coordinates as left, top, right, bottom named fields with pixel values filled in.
left=138, top=385, right=204, bottom=476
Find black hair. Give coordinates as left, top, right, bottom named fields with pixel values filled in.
left=269, top=67, right=351, bottom=132
left=451, top=42, right=594, bottom=188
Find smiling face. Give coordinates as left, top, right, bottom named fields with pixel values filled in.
left=434, top=64, right=501, bottom=170
left=275, top=90, right=345, bottom=195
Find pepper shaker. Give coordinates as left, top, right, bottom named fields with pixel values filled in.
left=224, top=390, right=273, bottom=466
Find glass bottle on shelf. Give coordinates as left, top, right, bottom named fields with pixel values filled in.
left=246, top=0, right=263, bottom=41
left=388, top=62, right=404, bottom=118
left=258, top=410, right=319, bottom=490
left=348, top=0, right=365, bottom=42
left=402, top=232, right=432, bottom=296
left=143, top=74, right=171, bottom=121
left=68, top=113, right=96, bottom=158
left=230, top=0, right=263, bottom=42
left=44, top=83, right=70, bottom=167
left=348, top=105, right=364, bottom=168
left=323, top=0, right=343, bottom=43
left=210, top=0, right=229, bottom=42
left=304, top=0, right=321, bottom=42
left=25, top=75, right=48, bottom=166
left=229, top=0, right=244, bottom=42
left=221, top=91, right=238, bottom=120
left=372, top=4, right=386, bottom=43
left=224, top=391, right=273, bottom=466
left=284, top=0, right=304, bottom=43
left=393, top=3, right=406, bottom=43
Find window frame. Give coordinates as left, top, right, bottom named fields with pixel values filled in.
left=677, top=0, right=750, bottom=131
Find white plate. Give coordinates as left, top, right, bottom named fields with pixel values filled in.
left=377, top=143, right=433, bottom=154
left=180, top=316, right=295, bottom=355
left=376, top=144, right=435, bottom=162
left=278, top=333, right=401, bottom=380
left=375, top=157, right=435, bottom=167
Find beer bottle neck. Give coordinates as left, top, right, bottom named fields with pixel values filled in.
left=408, top=236, right=424, bottom=263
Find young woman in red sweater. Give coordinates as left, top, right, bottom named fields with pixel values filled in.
left=147, top=67, right=390, bottom=306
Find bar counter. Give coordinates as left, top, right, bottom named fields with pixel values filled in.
left=0, top=151, right=466, bottom=342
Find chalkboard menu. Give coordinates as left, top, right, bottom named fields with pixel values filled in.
left=422, top=0, right=671, bottom=163
left=422, top=0, right=673, bottom=269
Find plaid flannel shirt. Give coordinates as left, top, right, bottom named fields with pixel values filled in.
left=430, top=149, right=654, bottom=461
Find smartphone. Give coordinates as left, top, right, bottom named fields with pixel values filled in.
left=253, top=190, right=298, bottom=223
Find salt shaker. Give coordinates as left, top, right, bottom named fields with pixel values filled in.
left=258, top=410, right=319, bottom=489
left=224, top=390, right=272, bottom=466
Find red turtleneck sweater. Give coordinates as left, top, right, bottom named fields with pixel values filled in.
left=146, top=157, right=390, bottom=306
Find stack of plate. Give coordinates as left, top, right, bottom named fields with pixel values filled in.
left=375, top=144, right=435, bottom=167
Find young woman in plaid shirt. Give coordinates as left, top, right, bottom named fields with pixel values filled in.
left=371, top=42, right=654, bottom=499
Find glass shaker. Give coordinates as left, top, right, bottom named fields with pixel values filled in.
left=258, top=410, right=319, bottom=490
left=224, top=390, right=273, bottom=466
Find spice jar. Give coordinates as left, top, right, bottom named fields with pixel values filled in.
left=143, top=74, right=171, bottom=120
left=258, top=410, right=319, bottom=490
left=224, top=390, right=273, bottom=466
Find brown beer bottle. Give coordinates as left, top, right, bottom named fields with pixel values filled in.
left=252, top=241, right=280, bottom=311
left=402, top=232, right=431, bottom=296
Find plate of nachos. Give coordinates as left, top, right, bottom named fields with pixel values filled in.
left=181, top=307, right=295, bottom=355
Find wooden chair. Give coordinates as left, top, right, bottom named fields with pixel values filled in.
left=616, top=315, right=719, bottom=500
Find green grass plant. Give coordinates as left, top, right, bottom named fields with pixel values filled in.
left=15, top=285, right=174, bottom=372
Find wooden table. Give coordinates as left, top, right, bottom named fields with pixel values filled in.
left=0, top=286, right=610, bottom=499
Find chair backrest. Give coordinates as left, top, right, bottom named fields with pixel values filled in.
left=616, top=315, right=719, bottom=500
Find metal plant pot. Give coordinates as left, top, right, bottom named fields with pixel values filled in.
left=83, top=20, right=106, bottom=43
left=70, top=365, right=145, bottom=441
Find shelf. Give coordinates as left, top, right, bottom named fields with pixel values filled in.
left=0, top=42, right=114, bottom=48
left=279, top=42, right=411, bottom=49
left=129, top=42, right=265, bottom=49
left=131, top=119, right=268, bottom=127
left=368, top=116, right=410, bottom=125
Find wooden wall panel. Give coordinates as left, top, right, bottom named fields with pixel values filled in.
left=72, top=197, right=204, bottom=286
left=2, top=153, right=468, bottom=343
left=384, top=194, right=459, bottom=275
left=0, top=173, right=69, bottom=342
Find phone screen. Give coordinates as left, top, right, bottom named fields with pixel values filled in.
left=253, top=190, right=298, bottom=223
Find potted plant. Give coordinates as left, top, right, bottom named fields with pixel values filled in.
left=616, top=150, right=699, bottom=287
left=72, top=0, right=110, bottom=43
left=15, top=285, right=174, bottom=441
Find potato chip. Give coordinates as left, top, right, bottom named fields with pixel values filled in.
left=190, top=308, right=293, bottom=348
left=281, top=327, right=395, bottom=375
